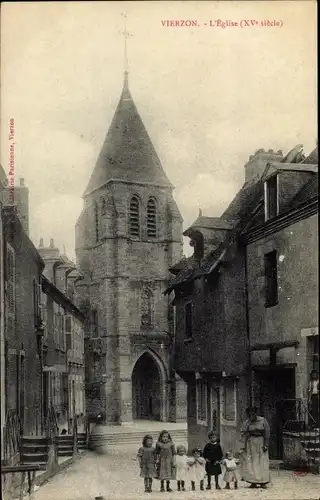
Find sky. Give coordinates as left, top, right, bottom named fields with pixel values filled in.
left=1, top=1, right=317, bottom=260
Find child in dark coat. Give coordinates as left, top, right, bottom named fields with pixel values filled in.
left=203, top=432, right=223, bottom=490
left=137, top=434, right=156, bottom=492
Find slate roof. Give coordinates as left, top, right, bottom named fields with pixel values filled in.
left=290, top=174, right=318, bottom=209
left=165, top=146, right=318, bottom=295
left=84, top=72, right=172, bottom=196
left=183, top=216, right=234, bottom=236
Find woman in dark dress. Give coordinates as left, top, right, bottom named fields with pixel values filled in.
left=203, top=432, right=223, bottom=490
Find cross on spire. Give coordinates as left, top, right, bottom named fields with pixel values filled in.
left=120, top=12, right=133, bottom=74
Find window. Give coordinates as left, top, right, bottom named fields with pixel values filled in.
left=33, top=278, right=39, bottom=327
left=100, top=196, right=106, bottom=215
left=265, top=175, right=278, bottom=221
left=65, top=316, right=72, bottom=350
left=196, top=379, right=208, bottom=425
left=141, top=289, right=153, bottom=327
left=91, top=309, right=98, bottom=337
left=6, top=244, right=15, bottom=317
left=147, top=198, right=157, bottom=238
left=185, top=303, right=193, bottom=338
left=223, top=379, right=236, bottom=422
left=94, top=201, right=99, bottom=242
left=129, top=196, right=140, bottom=237
left=264, top=250, right=278, bottom=307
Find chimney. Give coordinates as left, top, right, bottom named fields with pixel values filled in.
left=50, top=238, right=55, bottom=248
left=244, top=148, right=283, bottom=182
left=39, top=238, right=44, bottom=248
left=3, top=178, right=29, bottom=235
left=38, top=239, right=61, bottom=284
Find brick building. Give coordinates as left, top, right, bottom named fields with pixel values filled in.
left=75, top=71, right=187, bottom=424
left=166, top=145, right=318, bottom=458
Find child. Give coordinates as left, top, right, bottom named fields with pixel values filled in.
left=155, top=430, right=176, bottom=492
left=188, top=447, right=206, bottom=491
left=203, top=432, right=223, bottom=490
left=137, top=434, right=157, bottom=493
left=221, top=451, right=241, bottom=490
left=175, top=445, right=189, bottom=492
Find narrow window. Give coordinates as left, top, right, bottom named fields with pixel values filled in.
left=100, top=197, right=106, bottom=215
left=264, top=250, right=278, bottom=307
left=33, top=278, right=39, bottom=327
left=91, top=309, right=98, bottom=337
left=147, top=198, right=157, bottom=238
left=94, top=202, right=99, bottom=242
left=196, top=379, right=208, bottom=424
left=141, top=289, right=153, bottom=327
left=65, top=316, right=72, bottom=350
left=185, top=302, right=193, bottom=338
left=129, top=197, right=140, bottom=237
left=6, top=244, right=15, bottom=318
left=265, top=175, right=278, bottom=221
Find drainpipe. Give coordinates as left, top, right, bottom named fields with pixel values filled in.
left=244, top=244, right=253, bottom=407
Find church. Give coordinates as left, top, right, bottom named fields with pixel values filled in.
left=75, top=71, right=187, bottom=424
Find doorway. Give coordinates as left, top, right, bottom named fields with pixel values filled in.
left=256, top=367, right=296, bottom=459
left=132, top=352, right=162, bottom=420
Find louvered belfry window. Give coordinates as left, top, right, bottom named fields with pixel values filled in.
left=147, top=198, right=157, bottom=238
left=129, top=196, right=140, bottom=237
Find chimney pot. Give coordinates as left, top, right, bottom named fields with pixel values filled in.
left=20, top=178, right=25, bottom=187
left=50, top=238, right=55, bottom=248
left=39, top=238, right=44, bottom=248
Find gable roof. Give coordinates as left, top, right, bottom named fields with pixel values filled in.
left=290, top=174, right=318, bottom=209
left=84, top=72, right=172, bottom=196
left=183, top=216, right=234, bottom=236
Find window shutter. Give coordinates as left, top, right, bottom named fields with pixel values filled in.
left=129, top=197, right=140, bottom=237
left=147, top=198, right=157, bottom=238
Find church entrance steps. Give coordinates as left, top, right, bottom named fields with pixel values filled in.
left=89, top=421, right=187, bottom=448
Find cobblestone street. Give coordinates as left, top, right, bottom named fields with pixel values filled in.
left=34, top=446, right=320, bottom=500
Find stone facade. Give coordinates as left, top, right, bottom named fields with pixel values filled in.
left=167, top=145, right=318, bottom=458
left=38, top=241, right=86, bottom=433
left=2, top=205, right=45, bottom=435
left=75, top=73, right=186, bottom=424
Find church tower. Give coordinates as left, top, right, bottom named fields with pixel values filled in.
left=75, top=71, right=186, bottom=424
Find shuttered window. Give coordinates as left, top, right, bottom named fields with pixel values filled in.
left=94, top=201, right=99, bottom=242
left=6, top=244, right=15, bottom=316
left=129, top=197, right=140, bottom=237
left=147, top=198, right=157, bottom=238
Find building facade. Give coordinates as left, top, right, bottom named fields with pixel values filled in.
left=243, top=148, right=318, bottom=459
left=75, top=72, right=187, bottom=424
left=38, top=241, right=86, bottom=433
left=167, top=145, right=318, bottom=458
left=2, top=205, right=45, bottom=436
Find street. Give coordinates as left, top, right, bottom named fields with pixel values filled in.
left=34, top=446, right=320, bottom=500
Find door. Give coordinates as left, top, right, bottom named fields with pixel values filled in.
left=258, top=367, right=295, bottom=459
left=210, top=385, right=220, bottom=434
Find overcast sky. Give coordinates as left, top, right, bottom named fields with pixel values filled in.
left=1, top=1, right=317, bottom=260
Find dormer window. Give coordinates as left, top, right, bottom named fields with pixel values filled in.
left=264, top=174, right=279, bottom=221
left=129, top=196, right=140, bottom=237
left=147, top=198, right=157, bottom=238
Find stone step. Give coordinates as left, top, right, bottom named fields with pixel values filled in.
left=21, top=444, right=48, bottom=454
left=89, top=430, right=188, bottom=446
left=20, top=453, right=48, bottom=463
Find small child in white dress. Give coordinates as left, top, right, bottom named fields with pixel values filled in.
left=221, top=451, right=241, bottom=489
left=188, top=447, right=206, bottom=491
left=175, top=445, right=189, bottom=491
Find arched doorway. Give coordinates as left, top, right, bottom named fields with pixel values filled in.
left=132, top=352, right=163, bottom=421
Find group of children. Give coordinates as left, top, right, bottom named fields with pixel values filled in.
left=137, top=430, right=241, bottom=493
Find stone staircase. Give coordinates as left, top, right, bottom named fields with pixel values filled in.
left=300, top=428, right=320, bottom=470
left=20, top=436, right=48, bottom=466
left=89, top=428, right=188, bottom=449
